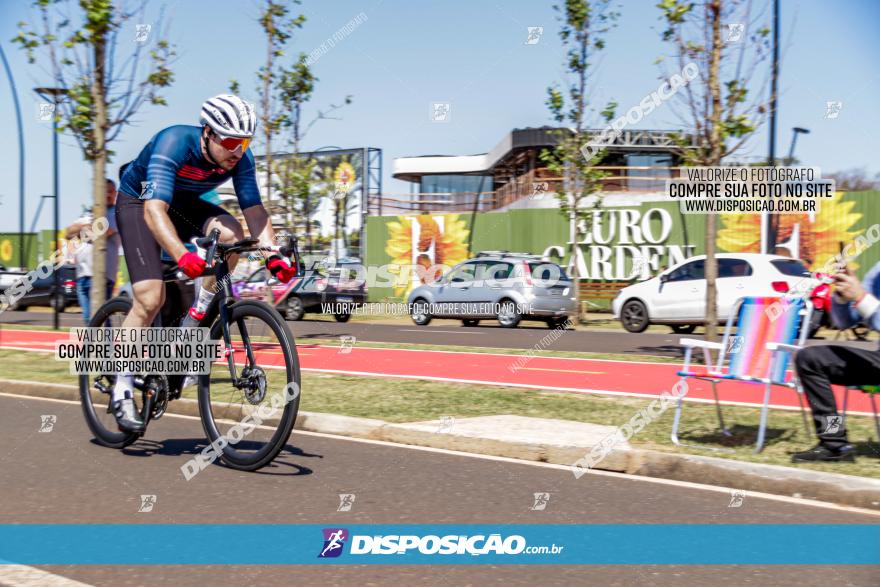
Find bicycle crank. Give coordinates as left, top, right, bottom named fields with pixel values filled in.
left=141, top=375, right=170, bottom=420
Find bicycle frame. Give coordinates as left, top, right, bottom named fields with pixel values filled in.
left=205, top=234, right=299, bottom=391
left=138, top=232, right=301, bottom=407
left=212, top=256, right=258, bottom=389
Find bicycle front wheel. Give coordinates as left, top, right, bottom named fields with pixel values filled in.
left=79, top=297, right=140, bottom=449
left=199, top=300, right=301, bottom=471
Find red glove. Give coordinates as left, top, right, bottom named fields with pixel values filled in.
left=267, top=255, right=297, bottom=283
left=177, top=251, right=206, bottom=279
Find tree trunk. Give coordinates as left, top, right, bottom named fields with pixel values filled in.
left=305, top=200, right=311, bottom=251
left=263, top=8, right=273, bottom=211
left=90, top=34, right=108, bottom=313
left=570, top=205, right=581, bottom=323
left=703, top=0, right=723, bottom=342
left=335, top=199, right=341, bottom=257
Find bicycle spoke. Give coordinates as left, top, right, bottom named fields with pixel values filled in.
left=204, top=308, right=296, bottom=462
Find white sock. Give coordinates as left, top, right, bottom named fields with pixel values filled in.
left=193, top=283, right=216, bottom=316
left=112, top=373, right=134, bottom=402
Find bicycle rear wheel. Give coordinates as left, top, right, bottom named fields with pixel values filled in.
left=199, top=300, right=301, bottom=471
left=79, top=297, right=140, bottom=449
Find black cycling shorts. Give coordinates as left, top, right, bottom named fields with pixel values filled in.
left=115, top=192, right=235, bottom=283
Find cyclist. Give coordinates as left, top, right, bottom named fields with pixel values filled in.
left=112, top=94, right=298, bottom=433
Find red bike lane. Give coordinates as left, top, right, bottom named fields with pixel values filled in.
left=0, top=327, right=872, bottom=415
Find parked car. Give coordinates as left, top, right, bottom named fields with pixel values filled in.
left=232, top=259, right=367, bottom=322
left=406, top=252, right=576, bottom=329
left=6, top=264, right=78, bottom=311
left=612, top=253, right=820, bottom=334
left=0, top=264, right=27, bottom=294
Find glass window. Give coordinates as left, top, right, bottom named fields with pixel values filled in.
left=474, top=262, right=515, bottom=286
left=448, top=263, right=477, bottom=283
left=528, top=262, right=569, bottom=283
left=771, top=259, right=811, bottom=277
left=478, top=262, right=513, bottom=282
left=718, top=258, right=753, bottom=278
left=626, top=154, right=673, bottom=191
left=666, top=260, right=705, bottom=282
left=420, top=175, right=490, bottom=194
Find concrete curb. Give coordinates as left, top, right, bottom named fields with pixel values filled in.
left=3, top=378, right=878, bottom=510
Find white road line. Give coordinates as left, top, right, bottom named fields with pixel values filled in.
left=2, top=391, right=878, bottom=518
left=399, top=329, right=483, bottom=334
left=0, top=565, right=94, bottom=587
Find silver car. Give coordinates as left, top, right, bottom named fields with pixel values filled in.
left=406, top=252, right=576, bottom=328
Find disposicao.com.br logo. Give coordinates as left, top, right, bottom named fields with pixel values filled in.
left=318, top=528, right=563, bottom=557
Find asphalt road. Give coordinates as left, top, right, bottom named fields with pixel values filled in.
left=1, top=310, right=876, bottom=358
left=0, top=393, right=877, bottom=586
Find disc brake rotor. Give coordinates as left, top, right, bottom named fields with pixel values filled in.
left=240, top=365, right=268, bottom=405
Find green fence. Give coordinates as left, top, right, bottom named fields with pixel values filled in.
left=365, top=191, right=880, bottom=303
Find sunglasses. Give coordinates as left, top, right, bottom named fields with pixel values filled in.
left=210, top=132, right=251, bottom=154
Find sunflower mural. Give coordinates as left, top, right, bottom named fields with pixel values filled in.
left=385, top=214, right=470, bottom=299
left=717, top=191, right=863, bottom=270
left=333, top=162, right=356, bottom=193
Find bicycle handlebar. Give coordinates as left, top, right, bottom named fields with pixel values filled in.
left=174, top=231, right=300, bottom=281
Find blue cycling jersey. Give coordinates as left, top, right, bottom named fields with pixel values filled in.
left=118, top=125, right=262, bottom=210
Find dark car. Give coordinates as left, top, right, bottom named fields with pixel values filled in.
left=231, top=260, right=367, bottom=322
left=8, top=264, right=79, bottom=311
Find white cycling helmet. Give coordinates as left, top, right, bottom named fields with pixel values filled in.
left=199, top=94, right=257, bottom=138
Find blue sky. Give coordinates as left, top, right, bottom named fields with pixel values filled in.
left=0, top=0, right=878, bottom=233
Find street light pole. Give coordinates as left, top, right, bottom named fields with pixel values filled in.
left=0, top=42, right=26, bottom=270
left=765, top=0, right=781, bottom=254
left=787, top=127, right=810, bottom=166
left=35, top=86, right=68, bottom=330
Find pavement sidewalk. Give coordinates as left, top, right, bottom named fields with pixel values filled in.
left=3, top=377, right=878, bottom=511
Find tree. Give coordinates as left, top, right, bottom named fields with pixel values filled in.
left=239, top=3, right=352, bottom=248
left=269, top=57, right=352, bottom=251
left=275, top=57, right=315, bottom=242
left=540, top=0, right=619, bottom=323
left=14, top=0, right=174, bottom=311
left=252, top=0, right=305, bottom=213
left=657, top=0, right=772, bottom=339
left=310, top=155, right=359, bottom=258
left=825, top=167, right=880, bottom=192
left=277, top=153, right=319, bottom=248
left=274, top=56, right=317, bottom=248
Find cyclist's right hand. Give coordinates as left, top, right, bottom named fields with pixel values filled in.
left=177, top=251, right=206, bottom=278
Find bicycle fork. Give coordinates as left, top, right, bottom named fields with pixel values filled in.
left=216, top=263, right=257, bottom=390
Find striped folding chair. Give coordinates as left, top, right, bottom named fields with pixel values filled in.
left=842, top=385, right=880, bottom=442
left=672, top=296, right=814, bottom=453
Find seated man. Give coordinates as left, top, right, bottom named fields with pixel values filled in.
left=792, top=261, right=880, bottom=462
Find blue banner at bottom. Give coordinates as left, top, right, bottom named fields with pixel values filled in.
left=0, top=525, right=877, bottom=565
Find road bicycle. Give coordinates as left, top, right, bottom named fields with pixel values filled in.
left=78, top=230, right=301, bottom=471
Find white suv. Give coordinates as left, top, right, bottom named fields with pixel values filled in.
left=611, top=253, right=817, bottom=333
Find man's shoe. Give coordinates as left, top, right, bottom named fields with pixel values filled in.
left=112, top=398, right=146, bottom=433
left=791, top=443, right=855, bottom=463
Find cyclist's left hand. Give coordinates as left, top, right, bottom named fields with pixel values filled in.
left=266, top=255, right=297, bottom=283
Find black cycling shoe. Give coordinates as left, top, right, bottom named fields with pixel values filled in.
left=112, top=397, right=145, bottom=433
left=791, top=443, right=855, bottom=463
